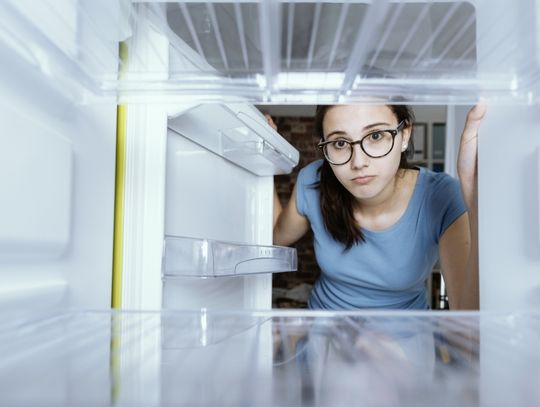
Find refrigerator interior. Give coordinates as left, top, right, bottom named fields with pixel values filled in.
left=1, top=0, right=539, bottom=311
left=1, top=0, right=540, bottom=405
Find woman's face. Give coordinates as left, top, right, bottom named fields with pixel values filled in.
left=322, top=105, right=411, bottom=203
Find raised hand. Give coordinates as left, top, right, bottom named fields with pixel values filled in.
left=264, top=113, right=278, bottom=131
left=457, top=101, right=487, bottom=210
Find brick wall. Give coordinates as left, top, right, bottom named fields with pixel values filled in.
left=272, top=116, right=321, bottom=308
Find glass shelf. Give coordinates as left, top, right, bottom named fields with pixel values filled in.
left=162, top=235, right=297, bottom=278
left=1, top=1, right=539, bottom=104
left=1, top=310, right=539, bottom=406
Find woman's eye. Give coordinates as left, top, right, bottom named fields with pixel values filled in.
left=333, top=140, right=349, bottom=149
left=368, top=132, right=383, bottom=141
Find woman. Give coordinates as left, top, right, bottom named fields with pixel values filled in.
left=271, top=103, right=485, bottom=310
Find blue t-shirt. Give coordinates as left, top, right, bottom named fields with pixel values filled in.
left=296, top=159, right=467, bottom=310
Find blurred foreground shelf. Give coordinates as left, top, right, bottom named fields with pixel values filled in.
left=1, top=310, right=539, bottom=406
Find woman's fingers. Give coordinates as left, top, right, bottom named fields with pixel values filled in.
left=264, top=113, right=278, bottom=131
left=461, top=101, right=487, bottom=144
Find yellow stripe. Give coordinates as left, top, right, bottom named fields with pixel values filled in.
left=110, top=314, right=122, bottom=401
left=111, top=42, right=129, bottom=404
left=112, top=41, right=128, bottom=309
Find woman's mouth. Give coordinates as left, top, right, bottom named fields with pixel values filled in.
left=351, top=175, right=375, bottom=185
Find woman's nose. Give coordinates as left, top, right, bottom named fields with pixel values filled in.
left=350, top=143, right=369, bottom=169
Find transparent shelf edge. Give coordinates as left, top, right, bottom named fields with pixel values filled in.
left=162, top=235, right=297, bottom=278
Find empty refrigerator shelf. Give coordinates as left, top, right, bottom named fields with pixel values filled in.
left=168, top=103, right=299, bottom=176
left=0, top=310, right=539, bottom=406
left=162, top=235, right=297, bottom=278
left=1, top=1, right=539, bottom=104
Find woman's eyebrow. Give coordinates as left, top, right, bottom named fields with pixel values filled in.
left=363, top=122, right=391, bottom=131
left=326, top=130, right=349, bottom=139
left=325, top=122, right=392, bottom=139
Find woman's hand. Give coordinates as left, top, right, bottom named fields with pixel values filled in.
left=264, top=113, right=278, bottom=131
left=457, top=101, right=487, bottom=210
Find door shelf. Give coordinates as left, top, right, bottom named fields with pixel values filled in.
left=162, top=235, right=297, bottom=278
left=168, top=103, right=299, bottom=176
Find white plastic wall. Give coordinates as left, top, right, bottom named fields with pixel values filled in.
left=475, top=0, right=540, bottom=311
left=164, top=129, right=273, bottom=310
left=478, top=105, right=540, bottom=311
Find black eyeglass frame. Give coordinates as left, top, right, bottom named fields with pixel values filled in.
left=317, top=120, right=406, bottom=165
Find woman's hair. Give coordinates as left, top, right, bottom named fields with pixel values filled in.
left=314, top=105, right=415, bottom=250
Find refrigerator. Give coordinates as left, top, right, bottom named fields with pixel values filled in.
left=0, top=1, right=539, bottom=406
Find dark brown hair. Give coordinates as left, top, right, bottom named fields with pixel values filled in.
left=314, top=105, right=415, bottom=250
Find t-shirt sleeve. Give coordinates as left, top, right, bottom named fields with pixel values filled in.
left=429, top=173, right=467, bottom=242
left=295, top=160, right=321, bottom=218
left=295, top=165, right=310, bottom=217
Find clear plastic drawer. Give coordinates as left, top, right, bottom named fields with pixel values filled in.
left=162, top=235, right=297, bottom=278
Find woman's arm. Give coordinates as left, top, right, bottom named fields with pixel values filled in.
left=456, top=102, right=485, bottom=309
left=439, top=102, right=486, bottom=310
left=273, top=187, right=283, bottom=227
left=439, top=212, right=472, bottom=309
left=264, top=113, right=310, bottom=246
left=273, top=182, right=310, bottom=246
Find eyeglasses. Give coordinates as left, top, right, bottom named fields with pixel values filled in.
left=317, top=120, right=405, bottom=165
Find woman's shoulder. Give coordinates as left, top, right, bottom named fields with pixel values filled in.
left=416, top=167, right=462, bottom=199
left=297, top=159, right=324, bottom=185
left=419, top=167, right=458, bottom=185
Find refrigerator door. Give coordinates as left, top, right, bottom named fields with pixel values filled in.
left=163, top=125, right=277, bottom=310
left=0, top=1, right=120, bottom=310
left=159, top=102, right=300, bottom=310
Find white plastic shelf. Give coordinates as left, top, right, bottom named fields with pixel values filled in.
left=162, top=235, right=297, bottom=278
left=1, top=1, right=539, bottom=104
left=168, top=103, right=299, bottom=176
left=0, top=310, right=539, bottom=406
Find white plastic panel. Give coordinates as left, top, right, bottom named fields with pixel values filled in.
left=8, top=0, right=78, bottom=58
left=0, top=99, right=117, bottom=310
left=0, top=102, right=72, bottom=260
left=163, top=235, right=297, bottom=277
left=478, top=104, right=540, bottom=311
left=0, top=0, right=129, bottom=100
left=1, top=310, right=540, bottom=406
left=0, top=0, right=118, bottom=310
left=2, top=1, right=540, bottom=104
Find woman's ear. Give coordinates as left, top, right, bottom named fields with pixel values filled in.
left=401, top=122, right=412, bottom=152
